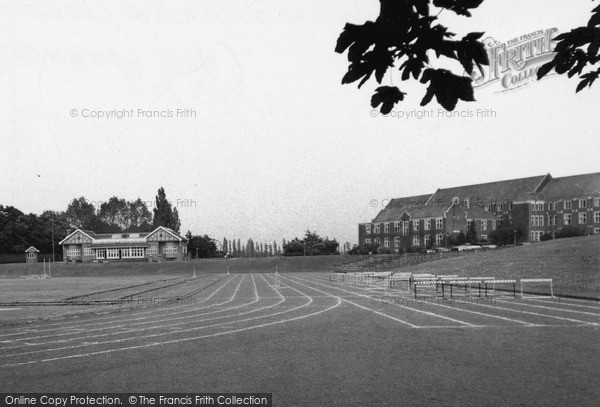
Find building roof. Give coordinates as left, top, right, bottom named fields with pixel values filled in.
left=538, top=172, right=600, bottom=200
left=372, top=194, right=433, bottom=222
left=429, top=174, right=549, bottom=204
left=60, top=226, right=187, bottom=246
left=25, top=246, right=39, bottom=253
left=145, top=226, right=186, bottom=242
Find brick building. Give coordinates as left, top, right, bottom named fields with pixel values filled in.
left=59, top=226, right=188, bottom=262
left=359, top=172, right=600, bottom=251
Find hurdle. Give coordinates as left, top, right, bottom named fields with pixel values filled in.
left=388, top=272, right=412, bottom=293
left=413, top=280, right=439, bottom=299
left=520, top=278, right=554, bottom=298
left=483, top=279, right=517, bottom=298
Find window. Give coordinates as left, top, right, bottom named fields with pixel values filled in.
left=481, top=234, right=488, bottom=242
left=121, top=248, right=131, bottom=258
left=531, top=215, right=535, bottom=226
left=107, top=248, right=119, bottom=259
left=564, top=214, right=572, bottom=225
left=402, top=221, right=409, bottom=235
left=365, top=238, right=371, bottom=245
left=96, top=249, right=106, bottom=259
left=374, top=238, right=380, bottom=245
left=530, top=203, right=535, bottom=211
left=453, top=197, right=459, bottom=205
left=595, top=227, right=600, bottom=235
left=83, top=248, right=94, bottom=256
left=537, top=203, right=544, bottom=211
left=147, top=246, right=158, bottom=255
left=163, top=246, right=179, bottom=254
left=548, top=215, right=553, bottom=226
left=436, top=218, right=444, bottom=229
left=66, top=248, right=81, bottom=257
left=467, top=219, right=474, bottom=229
left=491, top=220, right=496, bottom=230
left=182, top=246, right=187, bottom=255
left=464, top=199, right=470, bottom=208
left=27, top=252, right=35, bottom=258
left=424, top=219, right=431, bottom=230
left=425, top=235, right=432, bottom=246
left=553, top=202, right=558, bottom=210
left=579, top=199, right=587, bottom=209
left=564, top=201, right=572, bottom=210
left=579, top=212, right=587, bottom=224
left=553, top=215, right=557, bottom=226
left=374, top=224, right=380, bottom=234
left=394, top=236, right=401, bottom=247
left=594, top=198, right=600, bottom=207
left=365, top=224, right=371, bottom=234
left=530, top=231, right=542, bottom=242
left=508, top=202, right=513, bottom=210
left=412, top=236, right=420, bottom=247
left=394, top=222, right=400, bottom=232
left=131, top=247, right=145, bottom=257
left=540, top=216, right=544, bottom=227
left=497, top=203, right=503, bottom=211
left=436, top=234, right=444, bottom=246
left=413, top=220, right=420, bottom=232
left=481, top=220, right=487, bottom=231
left=384, top=223, right=390, bottom=233
left=384, top=237, right=390, bottom=248
left=595, top=212, right=600, bottom=223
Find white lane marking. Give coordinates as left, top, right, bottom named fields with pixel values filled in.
left=287, top=274, right=477, bottom=327
left=523, top=297, right=600, bottom=310
left=495, top=298, right=600, bottom=317
left=2, top=274, right=317, bottom=360
left=0, top=275, right=259, bottom=351
left=280, top=274, right=418, bottom=328
left=0, top=275, right=242, bottom=342
left=0, top=274, right=234, bottom=338
left=3, top=276, right=340, bottom=367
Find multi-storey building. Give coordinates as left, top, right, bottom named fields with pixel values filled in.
left=359, top=172, right=600, bottom=251
left=59, top=226, right=188, bottom=262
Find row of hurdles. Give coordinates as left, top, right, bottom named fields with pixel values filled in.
left=328, top=271, right=554, bottom=299
left=332, top=251, right=475, bottom=274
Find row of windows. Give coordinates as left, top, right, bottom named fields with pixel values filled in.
left=367, top=218, right=496, bottom=235
left=531, top=198, right=600, bottom=212
left=367, top=219, right=446, bottom=235
left=163, top=246, right=179, bottom=254
left=95, top=247, right=147, bottom=259
left=563, top=212, right=600, bottom=225
left=365, top=234, right=489, bottom=248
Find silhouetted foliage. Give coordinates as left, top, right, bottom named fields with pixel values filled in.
left=538, top=4, right=600, bottom=92
left=336, top=0, right=488, bottom=112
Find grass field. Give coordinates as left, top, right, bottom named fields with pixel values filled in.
left=406, top=235, right=600, bottom=298
left=0, top=255, right=343, bottom=277
left=0, top=272, right=598, bottom=406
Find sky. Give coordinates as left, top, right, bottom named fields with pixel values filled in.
left=0, top=0, right=599, bottom=247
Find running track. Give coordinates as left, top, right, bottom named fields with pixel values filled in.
left=1, top=273, right=599, bottom=405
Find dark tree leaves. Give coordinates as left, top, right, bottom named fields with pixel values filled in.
left=538, top=5, right=600, bottom=92
left=371, top=86, right=407, bottom=114
left=432, top=0, right=484, bottom=17
left=420, top=69, right=475, bottom=111
left=336, top=0, right=488, bottom=112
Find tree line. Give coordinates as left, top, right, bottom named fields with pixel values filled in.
left=0, top=187, right=181, bottom=257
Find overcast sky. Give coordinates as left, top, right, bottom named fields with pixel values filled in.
left=0, top=0, right=598, bottom=246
